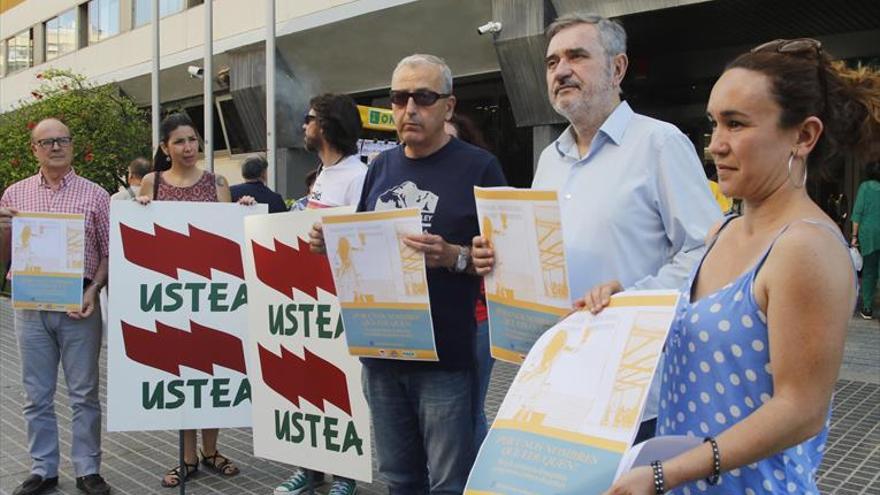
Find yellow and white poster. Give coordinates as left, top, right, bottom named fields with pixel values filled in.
left=321, top=207, right=437, bottom=361
left=11, top=212, right=85, bottom=311
left=466, top=290, right=680, bottom=494
left=243, top=206, right=372, bottom=481
left=474, top=187, right=571, bottom=364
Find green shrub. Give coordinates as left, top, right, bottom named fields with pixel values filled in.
left=0, top=68, right=151, bottom=193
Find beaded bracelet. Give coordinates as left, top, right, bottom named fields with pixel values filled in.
left=650, top=460, right=665, bottom=494
left=703, top=436, right=722, bottom=485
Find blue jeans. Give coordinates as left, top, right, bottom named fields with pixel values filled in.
left=14, top=308, right=103, bottom=478
left=473, top=321, right=493, bottom=450
left=361, top=365, right=476, bottom=495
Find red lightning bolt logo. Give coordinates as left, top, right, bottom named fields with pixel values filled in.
left=120, top=223, right=244, bottom=279
left=258, top=345, right=352, bottom=415
left=251, top=237, right=336, bottom=300
left=121, top=320, right=247, bottom=376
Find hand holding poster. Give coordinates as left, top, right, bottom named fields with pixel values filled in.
left=321, top=208, right=437, bottom=361
left=107, top=201, right=266, bottom=431
left=243, top=207, right=372, bottom=482
left=11, top=212, right=85, bottom=311
left=474, top=187, right=571, bottom=364
left=465, top=290, right=680, bottom=494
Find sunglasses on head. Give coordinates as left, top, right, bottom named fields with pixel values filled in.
left=751, top=38, right=822, bottom=57
left=389, top=90, right=451, bottom=107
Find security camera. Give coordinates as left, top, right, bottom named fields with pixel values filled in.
left=187, top=65, right=204, bottom=79
left=477, top=21, right=502, bottom=36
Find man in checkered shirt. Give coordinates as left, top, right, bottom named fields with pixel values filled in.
left=0, top=118, right=112, bottom=495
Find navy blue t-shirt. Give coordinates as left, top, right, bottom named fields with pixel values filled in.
left=357, top=137, right=507, bottom=370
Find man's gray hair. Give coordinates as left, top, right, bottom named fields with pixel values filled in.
left=546, top=13, right=627, bottom=59
left=393, top=54, right=453, bottom=93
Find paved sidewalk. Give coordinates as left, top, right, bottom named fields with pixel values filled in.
left=1, top=297, right=877, bottom=494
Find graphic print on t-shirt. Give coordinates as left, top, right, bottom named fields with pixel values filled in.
left=376, top=181, right=439, bottom=229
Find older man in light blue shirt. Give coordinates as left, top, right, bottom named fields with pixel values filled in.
left=534, top=99, right=719, bottom=300
left=474, top=13, right=720, bottom=440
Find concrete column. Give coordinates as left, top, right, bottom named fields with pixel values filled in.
left=77, top=3, right=88, bottom=49
left=532, top=124, right=563, bottom=174
left=120, top=0, right=134, bottom=33
left=32, top=23, right=45, bottom=65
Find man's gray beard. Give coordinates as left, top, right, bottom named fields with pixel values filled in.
left=552, top=97, right=589, bottom=122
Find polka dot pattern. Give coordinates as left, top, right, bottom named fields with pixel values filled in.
left=658, top=219, right=830, bottom=495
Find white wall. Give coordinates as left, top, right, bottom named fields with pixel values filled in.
left=0, top=0, right=415, bottom=110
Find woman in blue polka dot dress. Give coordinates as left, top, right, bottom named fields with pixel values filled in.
left=598, top=40, right=879, bottom=494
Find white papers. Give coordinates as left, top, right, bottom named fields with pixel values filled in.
left=11, top=212, right=85, bottom=311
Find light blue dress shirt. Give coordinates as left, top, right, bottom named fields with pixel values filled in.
left=533, top=101, right=722, bottom=421
left=533, top=101, right=721, bottom=300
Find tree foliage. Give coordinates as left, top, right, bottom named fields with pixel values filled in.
left=0, top=68, right=151, bottom=193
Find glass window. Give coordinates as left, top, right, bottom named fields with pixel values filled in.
left=132, top=0, right=185, bottom=28
left=45, top=9, right=77, bottom=61
left=88, top=0, right=120, bottom=44
left=6, top=29, right=32, bottom=74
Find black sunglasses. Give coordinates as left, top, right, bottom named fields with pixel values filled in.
left=389, top=90, right=451, bottom=107
left=303, top=113, right=317, bottom=125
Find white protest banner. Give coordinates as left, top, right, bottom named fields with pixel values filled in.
left=107, top=201, right=266, bottom=431
left=243, top=207, right=372, bottom=482
left=466, top=290, right=680, bottom=494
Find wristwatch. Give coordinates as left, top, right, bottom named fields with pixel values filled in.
left=452, top=245, right=470, bottom=273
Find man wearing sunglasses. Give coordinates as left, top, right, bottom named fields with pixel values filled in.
left=274, top=94, right=365, bottom=495
left=473, top=13, right=720, bottom=442
left=1, top=118, right=112, bottom=495
left=310, top=54, right=506, bottom=493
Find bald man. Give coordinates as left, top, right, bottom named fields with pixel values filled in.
left=0, top=118, right=111, bottom=495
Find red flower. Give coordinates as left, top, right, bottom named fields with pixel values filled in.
left=26, top=121, right=36, bottom=129
left=30, top=91, right=43, bottom=100
left=84, top=152, right=94, bottom=162
left=11, top=158, right=20, bottom=168
left=62, top=84, right=69, bottom=90
left=36, top=73, right=43, bottom=79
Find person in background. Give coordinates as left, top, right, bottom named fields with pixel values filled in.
left=273, top=93, right=366, bottom=495
left=111, top=157, right=152, bottom=201
left=605, top=38, right=877, bottom=495
left=444, top=113, right=494, bottom=451
left=137, top=113, right=253, bottom=489
left=230, top=156, right=287, bottom=213
left=852, top=161, right=880, bottom=319
left=290, top=169, right=319, bottom=212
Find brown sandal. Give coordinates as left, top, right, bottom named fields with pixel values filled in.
left=200, top=449, right=239, bottom=476
left=161, top=461, right=199, bottom=487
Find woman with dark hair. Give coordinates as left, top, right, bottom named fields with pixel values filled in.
left=137, top=113, right=252, bottom=488
left=852, top=161, right=880, bottom=319
left=601, top=39, right=878, bottom=494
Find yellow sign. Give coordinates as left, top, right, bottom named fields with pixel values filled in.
left=357, top=105, right=396, bottom=132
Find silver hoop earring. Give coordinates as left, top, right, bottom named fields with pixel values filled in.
left=787, top=152, right=807, bottom=188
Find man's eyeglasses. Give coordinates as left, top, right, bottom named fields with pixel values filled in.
left=303, top=113, right=317, bottom=125
left=751, top=38, right=822, bottom=57
left=389, top=90, right=451, bottom=107
left=34, top=137, right=73, bottom=149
